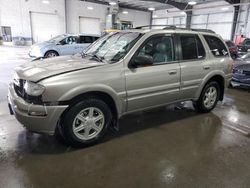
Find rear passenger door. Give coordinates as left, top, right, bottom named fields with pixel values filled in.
left=177, top=34, right=209, bottom=100
left=77, top=36, right=94, bottom=53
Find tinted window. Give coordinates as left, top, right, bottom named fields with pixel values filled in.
left=93, top=37, right=99, bottom=41
left=196, top=35, right=205, bottom=58
left=80, top=36, right=93, bottom=43
left=244, top=40, right=250, bottom=45
left=226, top=41, right=234, bottom=47
left=136, top=35, right=174, bottom=65
left=204, top=35, right=228, bottom=57
left=180, top=35, right=205, bottom=60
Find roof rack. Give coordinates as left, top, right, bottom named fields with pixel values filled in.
left=133, top=25, right=215, bottom=34
left=133, top=25, right=176, bottom=29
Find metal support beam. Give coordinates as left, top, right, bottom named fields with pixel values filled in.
left=231, top=5, right=240, bottom=40
left=186, top=10, right=192, bottom=29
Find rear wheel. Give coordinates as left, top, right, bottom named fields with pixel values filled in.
left=60, top=98, right=112, bottom=147
left=193, top=81, right=220, bottom=113
left=45, top=50, right=59, bottom=58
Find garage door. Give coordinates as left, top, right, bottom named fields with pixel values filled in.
left=79, top=17, right=101, bottom=35
left=30, top=12, right=62, bottom=43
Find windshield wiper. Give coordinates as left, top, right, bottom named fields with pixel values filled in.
left=81, top=52, right=105, bottom=63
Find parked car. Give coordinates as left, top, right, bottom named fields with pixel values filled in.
left=29, top=34, right=100, bottom=58
left=225, top=40, right=238, bottom=59
left=8, top=27, right=232, bottom=147
left=231, top=53, right=250, bottom=88
left=237, top=38, right=250, bottom=57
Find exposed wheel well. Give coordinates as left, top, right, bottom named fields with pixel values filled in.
left=45, top=50, right=59, bottom=57
left=61, top=91, right=118, bottom=121
left=205, top=75, right=225, bottom=101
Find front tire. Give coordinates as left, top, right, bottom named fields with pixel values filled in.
left=45, top=50, right=59, bottom=58
left=193, top=81, right=220, bottom=113
left=61, top=98, right=112, bottom=147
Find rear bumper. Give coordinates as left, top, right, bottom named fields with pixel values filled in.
left=7, top=83, right=68, bottom=135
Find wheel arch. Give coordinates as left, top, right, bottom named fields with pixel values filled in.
left=44, top=50, right=59, bottom=57
left=196, top=73, right=225, bottom=101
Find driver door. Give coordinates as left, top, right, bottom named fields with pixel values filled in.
left=58, top=36, right=79, bottom=55
left=125, top=34, right=181, bottom=112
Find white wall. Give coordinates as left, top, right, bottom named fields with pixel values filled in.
left=0, top=0, right=151, bottom=44
left=118, top=8, right=151, bottom=27
left=152, top=8, right=186, bottom=27
left=66, top=0, right=108, bottom=34
left=0, top=0, right=66, bottom=43
left=235, top=0, right=250, bottom=38
left=152, top=1, right=234, bottom=40
left=191, top=1, right=233, bottom=40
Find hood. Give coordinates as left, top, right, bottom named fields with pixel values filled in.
left=15, top=55, right=105, bottom=82
left=31, top=41, right=54, bottom=49
left=234, top=63, right=250, bottom=71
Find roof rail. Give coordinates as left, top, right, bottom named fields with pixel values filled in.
left=190, top=28, right=215, bottom=33
left=133, top=25, right=216, bottom=34
left=133, top=25, right=176, bottom=29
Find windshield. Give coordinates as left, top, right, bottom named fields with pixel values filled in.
left=48, top=34, right=67, bottom=43
left=83, top=32, right=142, bottom=63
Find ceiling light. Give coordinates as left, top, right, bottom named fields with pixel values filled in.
left=42, top=0, right=49, bottom=4
left=87, top=6, right=93, bottom=10
left=188, top=1, right=197, bottom=5
left=153, top=15, right=158, bottom=18
left=148, top=7, right=155, bottom=11
left=109, top=1, right=117, bottom=5
left=122, top=11, right=128, bottom=14
left=221, top=7, right=229, bottom=10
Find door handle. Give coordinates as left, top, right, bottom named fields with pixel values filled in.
left=203, top=66, right=210, bottom=70
left=168, top=70, right=177, bottom=75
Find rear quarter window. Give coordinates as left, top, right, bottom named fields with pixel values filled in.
left=203, top=35, right=229, bottom=57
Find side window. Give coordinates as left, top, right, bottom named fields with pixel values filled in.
left=80, top=36, right=93, bottom=43
left=61, top=36, right=78, bottom=45
left=180, top=34, right=205, bottom=60
left=135, top=35, right=174, bottom=65
left=244, top=40, right=250, bottom=45
left=93, top=37, right=99, bottom=42
left=196, top=35, right=205, bottom=59
left=203, top=35, right=228, bottom=57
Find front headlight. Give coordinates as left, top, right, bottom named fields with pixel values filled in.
left=24, top=81, right=45, bottom=96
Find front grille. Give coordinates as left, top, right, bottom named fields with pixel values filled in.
left=14, top=79, right=26, bottom=98
left=13, top=79, right=43, bottom=104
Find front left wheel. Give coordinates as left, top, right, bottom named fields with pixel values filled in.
left=61, top=98, right=112, bottom=147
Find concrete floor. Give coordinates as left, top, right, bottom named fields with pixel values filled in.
left=0, top=45, right=250, bottom=188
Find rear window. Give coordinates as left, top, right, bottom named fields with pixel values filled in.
left=204, top=35, right=228, bottom=57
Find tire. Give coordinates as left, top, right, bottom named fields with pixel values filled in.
left=61, top=98, right=112, bottom=147
left=45, top=50, right=59, bottom=58
left=193, top=81, right=220, bottom=113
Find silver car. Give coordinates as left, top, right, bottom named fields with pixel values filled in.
left=8, top=27, right=233, bottom=147
left=29, top=34, right=100, bottom=58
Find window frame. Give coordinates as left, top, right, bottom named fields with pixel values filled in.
left=176, top=33, right=206, bottom=62
left=203, top=34, right=229, bottom=58
left=128, top=33, right=178, bottom=68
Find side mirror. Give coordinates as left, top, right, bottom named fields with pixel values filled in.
left=130, top=55, right=153, bottom=68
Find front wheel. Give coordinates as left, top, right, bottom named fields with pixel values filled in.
left=61, top=98, right=112, bottom=147
left=45, top=51, right=59, bottom=58
left=193, top=81, right=220, bottom=113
